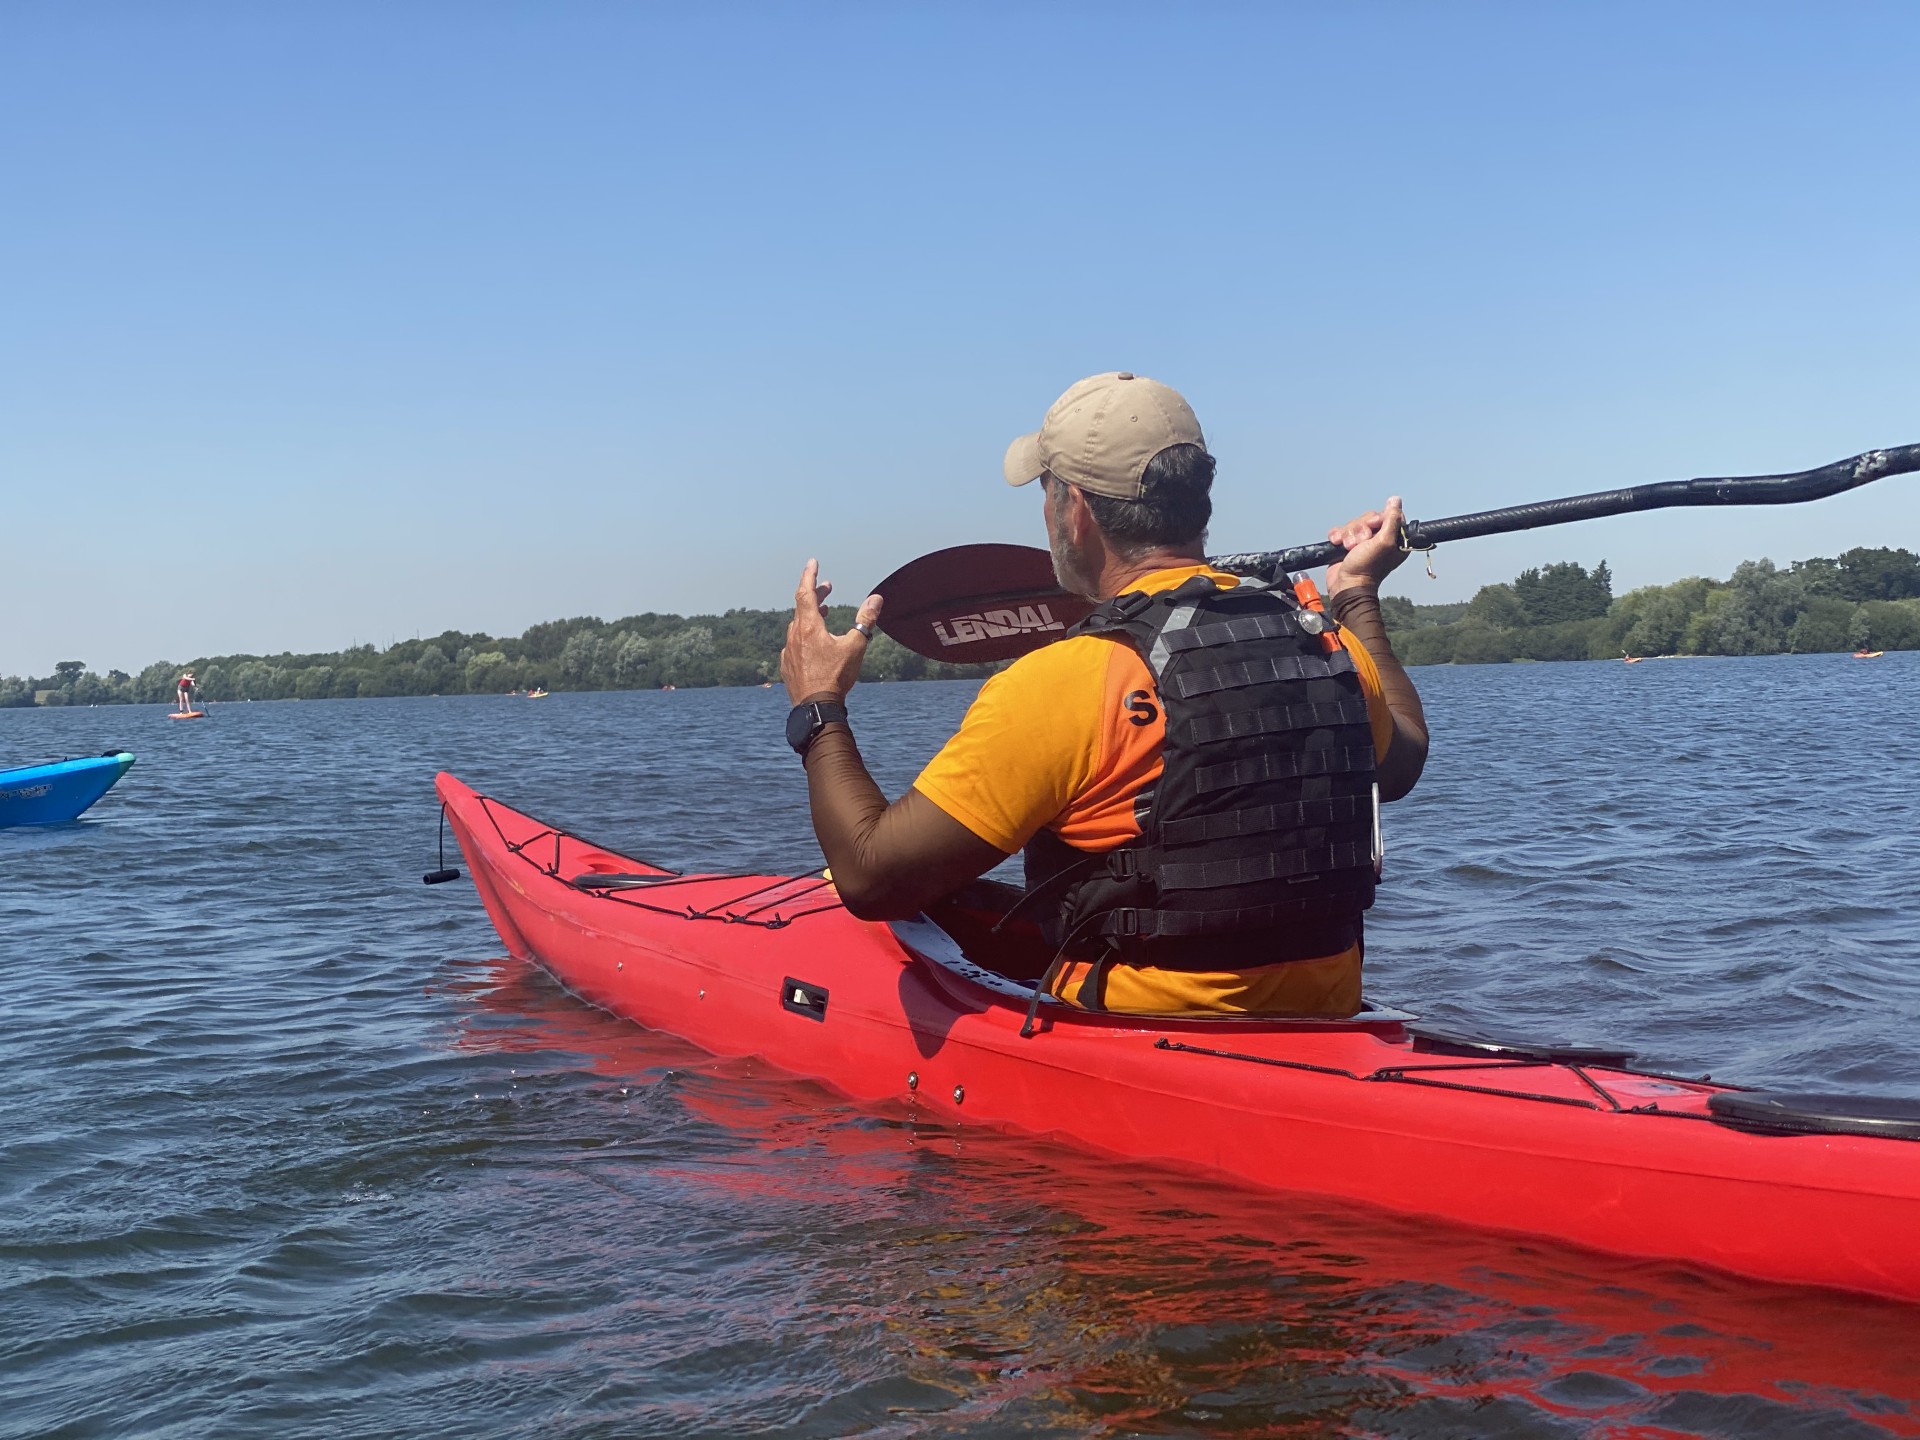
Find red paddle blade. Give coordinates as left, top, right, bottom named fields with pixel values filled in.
left=872, top=543, right=1097, bottom=662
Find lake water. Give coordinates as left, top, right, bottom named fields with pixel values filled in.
left=5, top=653, right=1919, bottom=1438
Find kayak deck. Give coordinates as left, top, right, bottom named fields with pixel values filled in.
left=0, top=752, right=136, bottom=827
left=437, top=772, right=1920, bottom=1304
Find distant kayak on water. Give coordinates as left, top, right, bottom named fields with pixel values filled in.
left=1854, top=649, right=1885, bottom=659
left=0, top=753, right=136, bottom=827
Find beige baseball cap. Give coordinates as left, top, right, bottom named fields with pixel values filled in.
left=1002, top=371, right=1207, bottom=500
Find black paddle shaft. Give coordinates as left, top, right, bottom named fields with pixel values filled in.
left=1211, top=444, right=1920, bottom=580
left=872, top=443, right=1920, bottom=663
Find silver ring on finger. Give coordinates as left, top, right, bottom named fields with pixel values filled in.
left=853, top=621, right=874, bottom=639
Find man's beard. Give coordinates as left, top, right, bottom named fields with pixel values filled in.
left=1048, top=525, right=1101, bottom=599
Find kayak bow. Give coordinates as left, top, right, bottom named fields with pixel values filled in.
left=436, top=772, right=1920, bottom=1304
left=0, top=752, right=136, bottom=827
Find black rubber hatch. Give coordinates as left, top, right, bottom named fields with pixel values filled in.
left=1707, top=1090, right=1920, bottom=1141
left=1405, top=1022, right=1634, bottom=1068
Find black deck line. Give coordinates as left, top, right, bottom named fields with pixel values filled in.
left=1153, top=1037, right=1734, bottom=1121
left=477, top=792, right=845, bottom=929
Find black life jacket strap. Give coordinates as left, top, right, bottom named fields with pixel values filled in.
left=1157, top=609, right=1313, bottom=654
left=1097, top=894, right=1372, bottom=941
left=1159, top=793, right=1370, bottom=846
left=1171, top=649, right=1355, bottom=700
left=1073, top=953, right=1114, bottom=1011
left=1181, top=697, right=1373, bottom=746
left=1068, top=586, right=1164, bottom=635
left=991, top=850, right=1101, bottom=935
left=1194, top=745, right=1374, bottom=795
left=1157, top=840, right=1374, bottom=892
left=1018, top=909, right=1117, bottom=1037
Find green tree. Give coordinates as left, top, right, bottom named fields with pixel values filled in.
left=1466, top=583, right=1526, bottom=628
left=1852, top=599, right=1920, bottom=651
left=657, top=626, right=715, bottom=685
left=1451, top=625, right=1514, bottom=665
left=1514, top=618, right=1607, bottom=662
left=1611, top=577, right=1718, bottom=656
left=521, top=617, right=600, bottom=662
left=1796, top=547, right=1920, bottom=603
left=1513, top=561, right=1611, bottom=625
left=294, top=665, right=336, bottom=700
left=71, top=671, right=115, bottom=705
left=415, top=644, right=452, bottom=693
left=465, top=651, right=509, bottom=693
left=560, top=631, right=609, bottom=687
left=609, top=632, right=654, bottom=687
left=1787, top=597, right=1857, bottom=653
left=1393, top=627, right=1457, bottom=665
left=1685, top=560, right=1806, bottom=655
left=132, top=661, right=180, bottom=703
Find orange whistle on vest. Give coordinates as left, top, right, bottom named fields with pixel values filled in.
left=1291, top=574, right=1345, bottom=654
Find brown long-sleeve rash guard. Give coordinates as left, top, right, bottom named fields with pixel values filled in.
left=801, top=584, right=1429, bottom=921
left=799, top=708, right=1009, bottom=921
left=1329, top=583, right=1429, bottom=801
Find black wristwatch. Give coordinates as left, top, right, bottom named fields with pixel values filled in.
left=785, top=699, right=848, bottom=756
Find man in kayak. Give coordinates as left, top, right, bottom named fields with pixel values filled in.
left=781, top=371, right=1428, bottom=1016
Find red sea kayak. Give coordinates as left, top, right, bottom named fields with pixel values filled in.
left=436, top=772, right=1920, bottom=1304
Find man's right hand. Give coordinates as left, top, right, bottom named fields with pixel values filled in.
left=1326, top=496, right=1409, bottom=595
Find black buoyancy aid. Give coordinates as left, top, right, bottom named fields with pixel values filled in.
left=1023, top=573, right=1379, bottom=971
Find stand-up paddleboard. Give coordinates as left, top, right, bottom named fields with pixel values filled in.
left=169, top=710, right=207, bottom=720
left=0, top=753, right=136, bottom=827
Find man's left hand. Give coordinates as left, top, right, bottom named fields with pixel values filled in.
left=1326, top=496, right=1409, bottom=595
left=781, top=559, right=884, bottom=705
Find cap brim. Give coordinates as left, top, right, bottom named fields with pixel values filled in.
left=1003, top=432, right=1044, bottom=487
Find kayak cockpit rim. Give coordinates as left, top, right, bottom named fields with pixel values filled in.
left=450, top=783, right=1920, bottom=1145
left=887, top=916, right=1418, bottom=1030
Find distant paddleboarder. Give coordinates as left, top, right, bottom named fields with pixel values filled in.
left=175, top=671, right=198, bottom=714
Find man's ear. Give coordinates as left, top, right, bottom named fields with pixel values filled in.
left=1061, top=482, right=1095, bottom=544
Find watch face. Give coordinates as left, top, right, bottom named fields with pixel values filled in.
left=786, top=703, right=818, bottom=752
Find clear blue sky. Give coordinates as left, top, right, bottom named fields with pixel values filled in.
left=4, top=2, right=1915, bottom=675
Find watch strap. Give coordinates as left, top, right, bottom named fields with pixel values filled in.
left=787, top=699, right=848, bottom=755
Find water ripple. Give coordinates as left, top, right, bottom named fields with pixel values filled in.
left=4, top=657, right=1919, bottom=1436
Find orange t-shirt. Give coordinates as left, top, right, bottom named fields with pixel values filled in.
left=911, top=564, right=1393, bottom=1015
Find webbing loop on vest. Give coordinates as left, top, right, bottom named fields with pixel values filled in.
left=1180, top=697, right=1373, bottom=746
left=1159, top=793, right=1369, bottom=846
left=1172, top=649, right=1355, bottom=700
left=1158, top=610, right=1312, bottom=654
left=1193, top=746, right=1374, bottom=797
left=1096, top=894, right=1371, bottom=940
left=1157, top=841, right=1373, bottom=892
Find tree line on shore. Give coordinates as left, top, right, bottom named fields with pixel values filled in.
left=0, top=605, right=985, bottom=707
left=7, top=546, right=1917, bottom=707
left=1380, top=545, right=1920, bottom=665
